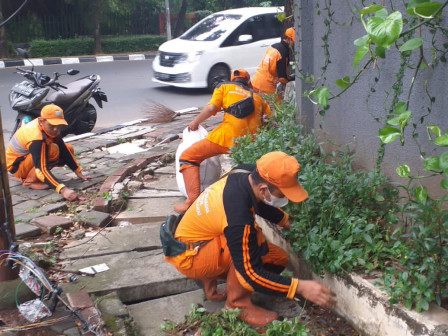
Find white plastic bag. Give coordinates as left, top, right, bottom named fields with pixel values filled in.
left=176, top=126, right=221, bottom=197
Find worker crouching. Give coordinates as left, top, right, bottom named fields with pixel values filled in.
left=162, top=151, right=337, bottom=327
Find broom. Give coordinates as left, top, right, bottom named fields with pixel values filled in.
left=141, top=100, right=201, bottom=123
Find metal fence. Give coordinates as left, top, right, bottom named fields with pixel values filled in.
left=6, top=9, right=160, bottom=43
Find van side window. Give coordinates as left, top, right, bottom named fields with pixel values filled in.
left=221, top=13, right=281, bottom=48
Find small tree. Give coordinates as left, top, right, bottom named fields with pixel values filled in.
left=0, top=0, right=10, bottom=59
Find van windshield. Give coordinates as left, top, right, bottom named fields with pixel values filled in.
left=180, top=14, right=242, bottom=41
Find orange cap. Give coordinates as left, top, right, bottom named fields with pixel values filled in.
left=285, top=27, right=295, bottom=43
left=256, top=151, right=308, bottom=203
left=40, top=104, right=68, bottom=126
left=231, top=69, right=250, bottom=82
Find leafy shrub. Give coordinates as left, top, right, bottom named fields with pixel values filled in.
left=231, top=102, right=400, bottom=276
left=29, top=35, right=166, bottom=58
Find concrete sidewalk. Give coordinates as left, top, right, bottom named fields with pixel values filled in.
left=6, top=111, right=230, bottom=335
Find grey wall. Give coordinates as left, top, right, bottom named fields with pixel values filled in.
left=294, top=0, right=448, bottom=197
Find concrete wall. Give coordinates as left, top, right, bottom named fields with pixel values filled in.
left=294, top=0, right=448, bottom=196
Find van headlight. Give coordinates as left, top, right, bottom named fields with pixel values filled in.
left=186, top=51, right=203, bottom=63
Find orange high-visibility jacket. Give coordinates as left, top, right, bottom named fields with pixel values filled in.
left=6, top=118, right=82, bottom=193
left=251, top=41, right=290, bottom=94
left=175, top=165, right=299, bottom=299
left=206, top=82, right=271, bottom=148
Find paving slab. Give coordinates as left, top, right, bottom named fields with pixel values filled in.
left=128, top=288, right=224, bottom=336
left=142, top=174, right=179, bottom=191
left=31, top=215, right=73, bottom=234
left=113, top=197, right=182, bottom=224
left=59, top=251, right=200, bottom=303
left=154, top=165, right=176, bottom=175
left=14, top=223, right=41, bottom=239
left=76, top=210, right=110, bottom=228
left=130, top=189, right=183, bottom=198
left=13, top=199, right=42, bottom=215
left=60, top=222, right=161, bottom=260
left=127, top=287, right=307, bottom=336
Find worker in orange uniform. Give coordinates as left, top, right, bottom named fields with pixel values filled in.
left=174, top=69, right=271, bottom=213
left=251, top=27, right=296, bottom=98
left=6, top=104, right=92, bottom=201
left=164, top=151, right=337, bottom=327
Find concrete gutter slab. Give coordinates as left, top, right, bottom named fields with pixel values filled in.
left=61, top=222, right=161, bottom=260
left=60, top=250, right=199, bottom=303
left=128, top=288, right=224, bottom=336
left=130, top=189, right=183, bottom=198
left=113, top=197, right=183, bottom=224
left=142, top=174, right=179, bottom=191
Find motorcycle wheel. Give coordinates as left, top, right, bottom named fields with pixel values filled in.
left=73, top=104, right=97, bottom=135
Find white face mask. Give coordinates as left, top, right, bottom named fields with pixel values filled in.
left=262, top=187, right=289, bottom=208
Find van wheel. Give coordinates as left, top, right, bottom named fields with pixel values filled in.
left=207, top=65, right=230, bottom=92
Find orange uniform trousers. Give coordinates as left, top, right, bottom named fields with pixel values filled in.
left=179, top=138, right=229, bottom=172
left=166, top=226, right=288, bottom=287
left=12, top=143, right=75, bottom=180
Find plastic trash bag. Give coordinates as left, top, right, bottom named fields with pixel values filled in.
left=176, top=126, right=221, bottom=197
left=18, top=299, right=51, bottom=322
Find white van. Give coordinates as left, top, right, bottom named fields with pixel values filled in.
left=152, top=7, right=283, bottom=91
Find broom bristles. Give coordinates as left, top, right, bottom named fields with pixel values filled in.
left=141, top=100, right=177, bottom=123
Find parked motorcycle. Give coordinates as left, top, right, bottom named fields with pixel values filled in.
left=9, top=48, right=107, bottom=138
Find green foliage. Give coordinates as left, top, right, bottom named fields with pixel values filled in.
left=231, top=104, right=400, bottom=275
left=29, top=35, right=166, bottom=57
left=160, top=304, right=309, bottom=335
left=101, top=35, right=166, bottom=53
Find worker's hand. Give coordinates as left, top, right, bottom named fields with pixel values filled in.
left=283, top=220, right=292, bottom=230
left=76, top=171, right=93, bottom=181
left=61, top=187, right=79, bottom=202
left=188, top=120, right=200, bottom=131
left=296, top=280, right=337, bottom=309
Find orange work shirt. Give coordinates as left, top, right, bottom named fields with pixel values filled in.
left=206, top=82, right=271, bottom=148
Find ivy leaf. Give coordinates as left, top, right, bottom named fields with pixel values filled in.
left=378, top=127, right=401, bottom=143
left=438, top=152, right=448, bottom=170
left=277, top=12, right=286, bottom=22
left=407, top=0, right=430, bottom=13
left=434, top=135, right=448, bottom=146
left=375, top=46, right=386, bottom=58
left=395, top=102, right=407, bottom=115
left=440, top=178, right=448, bottom=190
left=427, top=125, right=441, bottom=137
left=399, top=38, right=423, bottom=52
left=360, top=5, right=384, bottom=15
left=423, top=156, right=440, bottom=171
left=354, top=35, right=369, bottom=47
left=366, top=11, right=403, bottom=48
left=335, top=76, right=351, bottom=89
left=396, top=164, right=410, bottom=177
left=412, top=2, right=443, bottom=18
left=415, top=186, right=428, bottom=204
left=387, top=111, right=411, bottom=126
left=314, top=87, right=329, bottom=107
left=354, top=44, right=369, bottom=69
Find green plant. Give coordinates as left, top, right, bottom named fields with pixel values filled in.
left=102, top=192, right=113, bottom=201
left=231, top=103, right=399, bottom=276
left=160, top=304, right=309, bottom=335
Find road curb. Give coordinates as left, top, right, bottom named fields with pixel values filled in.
left=0, top=53, right=156, bottom=69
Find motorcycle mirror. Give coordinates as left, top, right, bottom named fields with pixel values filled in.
left=67, top=69, right=80, bottom=76
left=16, top=47, right=34, bottom=71
left=16, top=47, right=29, bottom=59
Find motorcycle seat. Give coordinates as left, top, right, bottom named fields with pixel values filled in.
left=45, top=78, right=94, bottom=106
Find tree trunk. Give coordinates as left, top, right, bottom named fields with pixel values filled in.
left=174, top=0, right=188, bottom=38
left=93, top=0, right=102, bottom=54
left=0, top=1, right=9, bottom=59
left=283, top=0, right=294, bottom=33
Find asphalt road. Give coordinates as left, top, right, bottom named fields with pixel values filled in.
left=0, top=59, right=210, bottom=137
